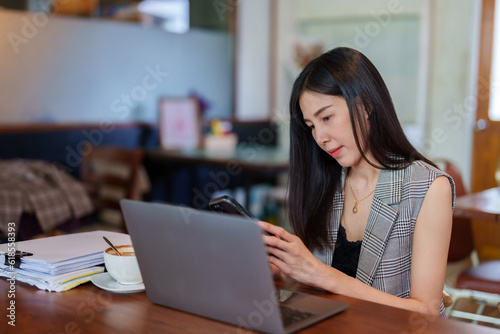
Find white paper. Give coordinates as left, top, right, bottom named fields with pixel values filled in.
left=0, top=265, right=105, bottom=292
left=0, top=230, right=132, bottom=292
left=0, top=230, right=131, bottom=263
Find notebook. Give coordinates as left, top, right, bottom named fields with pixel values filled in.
left=120, top=199, right=348, bottom=334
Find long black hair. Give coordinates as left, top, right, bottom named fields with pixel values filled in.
left=288, top=47, right=435, bottom=250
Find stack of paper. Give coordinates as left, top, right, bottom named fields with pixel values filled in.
left=0, top=230, right=131, bottom=292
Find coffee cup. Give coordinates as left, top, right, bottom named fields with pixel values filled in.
left=103, top=245, right=143, bottom=285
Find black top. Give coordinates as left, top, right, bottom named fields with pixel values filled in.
left=331, top=224, right=362, bottom=278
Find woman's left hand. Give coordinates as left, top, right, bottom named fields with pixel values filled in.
left=258, top=221, right=326, bottom=287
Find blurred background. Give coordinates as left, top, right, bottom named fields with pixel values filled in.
left=0, top=0, right=500, bottom=327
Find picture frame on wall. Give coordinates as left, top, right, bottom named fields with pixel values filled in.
left=158, top=97, right=202, bottom=150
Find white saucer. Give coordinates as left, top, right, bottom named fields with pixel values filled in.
left=91, top=272, right=145, bottom=293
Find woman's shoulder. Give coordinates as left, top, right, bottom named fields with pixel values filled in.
left=407, top=160, right=449, bottom=180
left=402, top=160, right=456, bottom=202
left=409, top=159, right=442, bottom=174
left=379, top=158, right=449, bottom=185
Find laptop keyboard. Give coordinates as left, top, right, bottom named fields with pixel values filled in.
left=279, top=305, right=315, bottom=328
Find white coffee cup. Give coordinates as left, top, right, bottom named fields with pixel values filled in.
left=103, top=245, right=143, bottom=285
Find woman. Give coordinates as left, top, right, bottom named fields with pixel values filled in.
left=259, top=47, right=454, bottom=317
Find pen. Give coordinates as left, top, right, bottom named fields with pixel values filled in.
left=15, top=250, right=33, bottom=257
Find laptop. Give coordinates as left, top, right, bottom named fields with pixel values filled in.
left=120, top=199, right=348, bottom=334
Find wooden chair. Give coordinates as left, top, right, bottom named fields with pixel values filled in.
left=437, top=159, right=500, bottom=325
left=81, top=143, right=144, bottom=231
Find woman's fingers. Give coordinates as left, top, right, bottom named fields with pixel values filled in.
left=266, top=244, right=288, bottom=261
left=258, top=221, right=289, bottom=241
left=258, top=220, right=320, bottom=284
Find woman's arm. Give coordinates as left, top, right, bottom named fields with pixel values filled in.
left=260, top=176, right=453, bottom=317
left=407, top=175, right=453, bottom=312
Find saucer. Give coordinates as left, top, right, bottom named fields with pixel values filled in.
left=91, top=272, right=145, bottom=293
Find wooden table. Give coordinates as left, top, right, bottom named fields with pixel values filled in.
left=454, top=187, right=500, bottom=222
left=2, top=279, right=498, bottom=334
left=146, top=147, right=289, bottom=173
left=145, top=147, right=289, bottom=208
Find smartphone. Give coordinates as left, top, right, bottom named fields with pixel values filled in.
left=209, top=195, right=257, bottom=220
left=209, top=195, right=275, bottom=237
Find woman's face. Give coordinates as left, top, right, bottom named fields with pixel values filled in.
left=300, top=91, right=366, bottom=168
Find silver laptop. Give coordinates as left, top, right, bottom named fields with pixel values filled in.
left=121, top=199, right=348, bottom=334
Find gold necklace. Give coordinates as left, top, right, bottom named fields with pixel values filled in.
left=348, top=174, right=376, bottom=214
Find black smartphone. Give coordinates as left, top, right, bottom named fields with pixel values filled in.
left=209, top=195, right=275, bottom=237
left=209, top=195, right=257, bottom=220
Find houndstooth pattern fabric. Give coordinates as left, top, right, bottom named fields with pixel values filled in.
left=0, top=159, right=93, bottom=235
left=313, top=160, right=456, bottom=317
